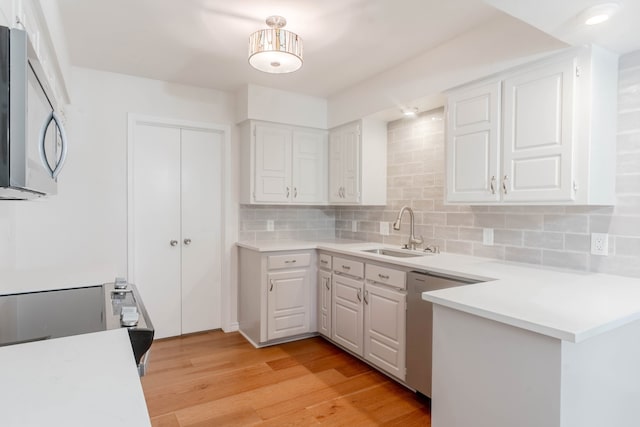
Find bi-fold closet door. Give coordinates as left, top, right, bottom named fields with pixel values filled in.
left=130, top=121, right=223, bottom=339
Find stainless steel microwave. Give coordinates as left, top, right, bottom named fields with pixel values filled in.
left=0, top=25, right=68, bottom=200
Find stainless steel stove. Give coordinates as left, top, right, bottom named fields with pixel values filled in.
left=0, top=279, right=154, bottom=375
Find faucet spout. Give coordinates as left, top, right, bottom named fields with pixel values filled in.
left=393, top=206, right=423, bottom=250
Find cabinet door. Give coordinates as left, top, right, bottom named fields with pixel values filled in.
left=131, top=124, right=182, bottom=339
left=502, top=59, right=575, bottom=202
left=318, top=270, right=332, bottom=338
left=292, top=129, right=327, bottom=203
left=364, top=282, right=406, bottom=380
left=328, top=131, right=343, bottom=202
left=254, top=123, right=292, bottom=202
left=341, top=125, right=360, bottom=203
left=446, top=81, right=501, bottom=203
left=332, top=274, right=364, bottom=356
left=180, top=128, right=223, bottom=334
left=267, top=269, right=310, bottom=340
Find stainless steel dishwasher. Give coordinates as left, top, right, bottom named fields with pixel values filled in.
left=406, top=270, right=478, bottom=397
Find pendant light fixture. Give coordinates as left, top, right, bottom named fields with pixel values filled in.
left=248, top=15, right=303, bottom=74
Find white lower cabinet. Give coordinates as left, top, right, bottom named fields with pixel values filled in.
left=364, top=281, right=406, bottom=380
left=318, top=267, right=332, bottom=338
left=332, top=272, right=365, bottom=355
left=238, top=247, right=316, bottom=347
left=329, top=256, right=407, bottom=380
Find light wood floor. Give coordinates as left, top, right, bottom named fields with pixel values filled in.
left=141, top=330, right=431, bottom=426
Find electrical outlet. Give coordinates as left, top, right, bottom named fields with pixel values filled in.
left=266, top=220, right=274, bottom=232
left=380, top=222, right=390, bottom=236
left=483, top=228, right=494, bottom=246
left=591, top=233, right=609, bottom=256
left=352, top=220, right=358, bottom=232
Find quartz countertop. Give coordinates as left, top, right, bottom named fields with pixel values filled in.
left=238, top=239, right=640, bottom=343
left=0, top=329, right=151, bottom=427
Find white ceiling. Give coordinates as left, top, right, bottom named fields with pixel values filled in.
left=54, top=0, right=640, bottom=100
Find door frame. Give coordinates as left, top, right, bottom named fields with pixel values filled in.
left=127, top=114, right=234, bottom=331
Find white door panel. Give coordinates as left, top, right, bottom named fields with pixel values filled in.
left=267, top=270, right=309, bottom=340
left=132, top=124, right=182, bottom=339
left=180, top=128, right=223, bottom=334
left=332, top=274, right=363, bottom=356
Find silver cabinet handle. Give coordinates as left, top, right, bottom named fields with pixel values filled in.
left=490, top=175, right=496, bottom=194
left=39, top=111, right=69, bottom=179
left=184, top=238, right=192, bottom=245
left=502, top=175, right=508, bottom=194
left=364, top=290, right=369, bottom=305
left=294, top=187, right=298, bottom=198
left=269, top=279, right=274, bottom=292
left=170, top=240, right=178, bottom=247
left=286, top=186, right=290, bottom=198
left=325, top=278, right=330, bottom=290
left=342, top=265, right=351, bottom=270
left=356, top=288, right=362, bottom=302
left=378, top=274, right=389, bottom=280
left=284, top=259, right=297, bottom=264
left=320, top=259, right=328, bottom=265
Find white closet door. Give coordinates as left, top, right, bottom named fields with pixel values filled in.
left=180, top=128, right=223, bottom=334
left=132, top=124, right=182, bottom=339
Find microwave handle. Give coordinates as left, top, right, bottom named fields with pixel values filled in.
left=38, top=111, right=69, bottom=179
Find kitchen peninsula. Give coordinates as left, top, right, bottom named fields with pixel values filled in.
left=238, top=239, right=640, bottom=427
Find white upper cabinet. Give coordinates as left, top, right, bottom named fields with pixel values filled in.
left=240, top=120, right=328, bottom=205
left=446, top=45, right=618, bottom=205
left=329, top=119, right=387, bottom=206
left=446, top=81, right=501, bottom=203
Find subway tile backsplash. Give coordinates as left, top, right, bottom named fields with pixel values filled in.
left=241, top=51, right=640, bottom=278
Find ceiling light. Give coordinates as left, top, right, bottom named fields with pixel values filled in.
left=248, top=15, right=303, bottom=74
left=402, top=108, right=418, bottom=117
left=582, top=2, right=620, bottom=25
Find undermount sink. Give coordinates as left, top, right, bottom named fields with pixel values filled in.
left=361, top=248, right=427, bottom=258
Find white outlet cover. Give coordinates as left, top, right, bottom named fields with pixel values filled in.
left=379, top=221, right=390, bottom=236
left=591, top=233, right=609, bottom=256
left=483, top=228, right=494, bottom=246
left=352, top=220, right=358, bottom=232
left=266, top=220, right=274, bottom=232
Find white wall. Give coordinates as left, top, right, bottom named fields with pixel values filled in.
left=327, top=13, right=567, bottom=127
left=236, top=84, right=328, bottom=129
left=0, top=68, right=237, bottom=307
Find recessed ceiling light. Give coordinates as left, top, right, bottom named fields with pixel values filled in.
left=402, top=107, right=418, bottom=117
left=582, top=2, right=620, bottom=26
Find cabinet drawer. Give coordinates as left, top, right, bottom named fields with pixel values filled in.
left=366, top=264, right=406, bottom=290
left=319, top=254, right=332, bottom=270
left=267, top=253, right=311, bottom=269
left=333, top=257, right=364, bottom=278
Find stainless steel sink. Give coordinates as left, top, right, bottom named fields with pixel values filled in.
left=361, top=248, right=426, bottom=258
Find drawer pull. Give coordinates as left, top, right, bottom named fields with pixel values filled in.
left=320, top=259, right=328, bottom=264
left=284, top=260, right=297, bottom=264
left=378, top=274, right=390, bottom=280
left=342, top=265, right=351, bottom=270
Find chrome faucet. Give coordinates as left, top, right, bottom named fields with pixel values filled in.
left=392, top=206, right=423, bottom=250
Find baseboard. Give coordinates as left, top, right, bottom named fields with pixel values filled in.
left=222, top=322, right=239, bottom=333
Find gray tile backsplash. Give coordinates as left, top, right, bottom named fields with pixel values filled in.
left=241, top=51, right=640, bottom=278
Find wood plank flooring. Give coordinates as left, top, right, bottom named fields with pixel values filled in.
left=141, top=330, right=431, bottom=426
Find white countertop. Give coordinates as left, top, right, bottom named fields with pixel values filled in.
left=0, top=329, right=151, bottom=427
left=238, top=240, right=640, bottom=343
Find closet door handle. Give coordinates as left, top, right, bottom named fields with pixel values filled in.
left=169, top=240, right=178, bottom=247
left=183, top=238, right=192, bottom=245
